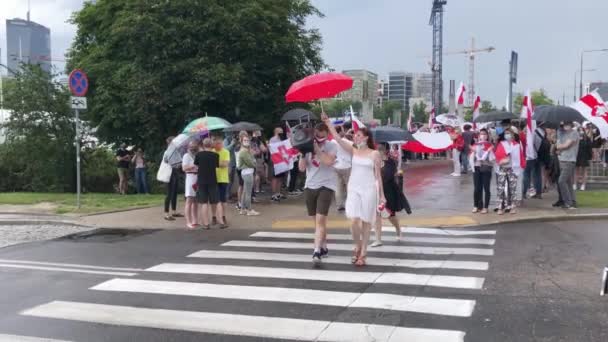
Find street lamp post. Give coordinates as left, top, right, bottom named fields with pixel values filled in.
left=574, top=68, right=597, bottom=101
left=579, top=49, right=608, bottom=98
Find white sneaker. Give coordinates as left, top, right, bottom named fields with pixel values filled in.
left=239, top=209, right=246, bottom=215
left=452, top=173, right=461, bottom=177
left=581, top=183, right=586, bottom=191
left=573, top=184, right=578, bottom=191
left=371, top=241, right=383, bottom=247
left=246, top=210, right=260, bottom=216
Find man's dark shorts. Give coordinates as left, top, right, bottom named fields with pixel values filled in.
left=197, top=183, right=219, bottom=204
left=217, top=183, right=228, bottom=203
left=304, top=187, right=334, bottom=216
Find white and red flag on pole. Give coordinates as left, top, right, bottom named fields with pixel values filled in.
left=520, top=91, right=536, bottom=160
left=571, top=90, right=608, bottom=138
left=472, top=96, right=481, bottom=129
left=269, top=139, right=299, bottom=175
left=456, top=82, right=466, bottom=105
left=428, top=107, right=435, bottom=129
left=349, top=105, right=365, bottom=133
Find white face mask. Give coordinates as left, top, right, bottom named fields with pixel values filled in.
left=563, top=125, right=572, bottom=131
left=242, top=141, right=251, bottom=147
left=479, top=135, right=488, bottom=141
left=504, top=134, right=513, bottom=141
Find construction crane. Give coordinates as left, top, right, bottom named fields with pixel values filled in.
left=429, top=0, right=447, bottom=113
left=443, top=38, right=495, bottom=106
left=421, top=37, right=495, bottom=107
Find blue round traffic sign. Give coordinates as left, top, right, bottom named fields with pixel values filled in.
left=68, top=69, right=89, bottom=97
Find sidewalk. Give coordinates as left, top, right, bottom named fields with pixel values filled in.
left=1, top=160, right=606, bottom=229
left=74, top=160, right=608, bottom=230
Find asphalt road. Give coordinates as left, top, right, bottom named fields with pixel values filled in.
left=0, top=220, right=607, bottom=341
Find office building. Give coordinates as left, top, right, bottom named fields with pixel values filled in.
left=386, top=72, right=433, bottom=112
left=341, top=69, right=378, bottom=122
left=6, top=18, right=51, bottom=73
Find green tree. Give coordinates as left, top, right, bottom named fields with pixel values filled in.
left=513, top=89, right=554, bottom=114
left=67, top=0, right=324, bottom=156
left=412, top=101, right=427, bottom=125
left=1, top=64, right=76, bottom=192
left=374, top=101, right=401, bottom=125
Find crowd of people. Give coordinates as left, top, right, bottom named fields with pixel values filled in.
left=443, top=119, right=605, bottom=214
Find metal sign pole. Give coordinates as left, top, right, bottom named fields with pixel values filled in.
left=75, top=108, right=81, bottom=209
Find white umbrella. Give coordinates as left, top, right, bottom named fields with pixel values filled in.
left=435, top=113, right=462, bottom=127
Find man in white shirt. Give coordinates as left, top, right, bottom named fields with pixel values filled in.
left=333, top=125, right=351, bottom=211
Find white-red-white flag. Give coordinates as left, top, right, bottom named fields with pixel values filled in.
left=428, top=107, right=435, bottom=129
left=472, top=96, right=481, bottom=129
left=349, top=105, right=365, bottom=133
left=520, top=91, right=536, bottom=160
left=571, top=91, right=608, bottom=138
left=456, top=82, right=466, bottom=105
left=269, top=139, right=299, bottom=175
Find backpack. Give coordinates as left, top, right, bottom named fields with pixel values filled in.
left=536, top=130, right=551, bottom=165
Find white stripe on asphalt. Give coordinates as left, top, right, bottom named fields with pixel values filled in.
left=392, top=227, right=496, bottom=236
left=92, top=278, right=476, bottom=317
left=22, top=301, right=465, bottom=342
left=188, top=250, right=489, bottom=270
left=0, top=334, right=73, bottom=342
left=0, top=259, right=142, bottom=272
left=251, top=232, right=495, bottom=245
left=222, top=240, right=494, bottom=256
left=0, top=264, right=137, bottom=277
left=146, top=263, right=485, bottom=289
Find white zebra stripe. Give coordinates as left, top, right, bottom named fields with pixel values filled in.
left=222, top=240, right=494, bottom=256
left=146, top=263, right=485, bottom=289
left=392, top=227, right=496, bottom=236
left=0, top=334, right=73, bottom=342
left=250, top=231, right=495, bottom=245
left=92, top=278, right=476, bottom=317
left=22, top=301, right=466, bottom=342
left=187, top=250, right=489, bottom=270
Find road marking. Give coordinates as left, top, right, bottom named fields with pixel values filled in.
left=222, top=240, right=494, bottom=256
left=394, top=227, right=496, bottom=236
left=272, top=216, right=477, bottom=229
left=0, top=334, right=73, bottom=342
left=22, top=301, right=466, bottom=342
left=146, top=263, right=485, bottom=289
left=92, top=278, right=476, bottom=317
left=251, top=232, right=495, bottom=245
left=0, top=259, right=142, bottom=272
left=188, top=250, right=489, bottom=270
left=0, top=264, right=137, bottom=277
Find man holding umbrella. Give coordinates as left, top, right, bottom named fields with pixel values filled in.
left=555, top=121, right=580, bottom=209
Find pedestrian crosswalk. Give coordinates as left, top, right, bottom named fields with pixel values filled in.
left=18, top=226, right=496, bottom=341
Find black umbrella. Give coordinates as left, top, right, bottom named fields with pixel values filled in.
left=473, top=111, right=518, bottom=123
left=532, top=105, right=586, bottom=124
left=371, top=126, right=414, bottom=143
left=281, top=108, right=318, bottom=121
left=224, top=121, right=263, bottom=132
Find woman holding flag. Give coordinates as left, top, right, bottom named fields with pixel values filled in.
left=495, top=128, right=525, bottom=215
left=471, top=129, right=495, bottom=214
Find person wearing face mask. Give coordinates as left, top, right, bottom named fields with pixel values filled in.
left=182, top=141, right=199, bottom=229
left=494, top=128, right=523, bottom=215
left=322, top=113, right=385, bottom=267
left=298, top=121, right=338, bottom=265
left=237, top=136, right=260, bottom=216
left=471, top=129, right=495, bottom=214
left=555, top=121, right=580, bottom=209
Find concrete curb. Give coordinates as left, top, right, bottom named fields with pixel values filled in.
left=474, top=212, right=608, bottom=228
left=0, top=219, right=93, bottom=228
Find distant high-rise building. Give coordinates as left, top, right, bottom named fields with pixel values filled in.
left=590, top=82, right=608, bottom=101
left=386, top=72, right=433, bottom=111
left=377, top=80, right=389, bottom=107
left=341, top=69, right=378, bottom=122
left=6, top=18, right=51, bottom=73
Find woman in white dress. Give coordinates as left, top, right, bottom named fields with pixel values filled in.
left=322, top=113, right=385, bottom=266
left=182, top=141, right=199, bottom=229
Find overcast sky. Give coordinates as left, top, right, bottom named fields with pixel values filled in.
left=2, top=0, right=607, bottom=107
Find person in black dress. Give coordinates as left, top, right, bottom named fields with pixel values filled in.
left=372, top=143, right=412, bottom=246
left=575, top=126, right=593, bottom=191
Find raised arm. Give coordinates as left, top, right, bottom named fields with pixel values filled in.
left=321, top=113, right=354, bottom=154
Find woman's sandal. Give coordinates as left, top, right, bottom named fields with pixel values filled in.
left=351, top=248, right=360, bottom=264
left=355, top=256, right=367, bottom=267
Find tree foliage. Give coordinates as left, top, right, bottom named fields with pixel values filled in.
left=67, top=0, right=324, bottom=154
left=513, top=89, right=554, bottom=114
left=374, top=101, right=402, bottom=125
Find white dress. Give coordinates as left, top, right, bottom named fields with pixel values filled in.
left=182, top=153, right=197, bottom=198
left=345, top=154, right=378, bottom=224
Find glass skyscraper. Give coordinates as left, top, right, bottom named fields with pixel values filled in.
left=6, top=18, right=51, bottom=73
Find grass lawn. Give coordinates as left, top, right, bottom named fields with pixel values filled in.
left=575, top=191, right=608, bottom=208
left=0, top=192, right=165, bottom=214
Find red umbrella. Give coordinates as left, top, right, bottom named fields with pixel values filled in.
left=285, top=72, right=354, bottom=103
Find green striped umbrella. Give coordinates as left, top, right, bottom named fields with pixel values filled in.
left=182, top=116, right=232, bottom=135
